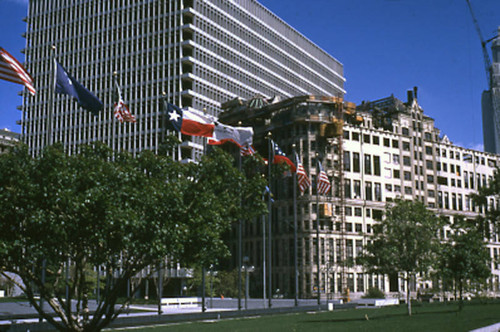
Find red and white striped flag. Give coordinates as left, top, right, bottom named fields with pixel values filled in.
left=295, top=153, right=310, bottom=194
left=113, top=79, right=136, bottom=123
left=240, top=145, right=255, bottom=156
left=317, top=161, right=331, bottom=195
left=0, top=47, right=36, bottom=95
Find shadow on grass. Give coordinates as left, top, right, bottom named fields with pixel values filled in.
left=304, top=307, right=460, bottom=324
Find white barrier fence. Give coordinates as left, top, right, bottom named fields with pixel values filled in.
left=161, top=297, right=201, bottom=310
left=355, top=298, right=400, bottom=307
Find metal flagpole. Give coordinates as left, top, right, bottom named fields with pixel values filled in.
left=202, top=267, right=206, bottom=312
left=201, top=115, right=209, bottom=313
left=292, top=147, right=299, bottom=306
left=267, top=133, right=273, bottom=308
left=47, top=45, right=56, bottom=147
left=316, top=157, right=321, bottom=306
left=261, top=184, right=267, bottom=308
left=39, top=45, right=57, bottom=323
left=238, top=141, right=242, bottom=311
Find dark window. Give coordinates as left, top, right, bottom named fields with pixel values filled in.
left=364, top=154, right=372, bottom=174
left=363, top=134, right=370, bottom=144
left=352, top=132, right=359, bottom=141
left=353, top=153, right=360, bottom=172
left=404, top=171, right=412, bottom=181
left=384, top=138, right=390, bottom=147
left=375, top=183, right=382, bottom=201
left=345, top=206, right=352, bottom=216
left=373, top=136, right=380, bottom=145
left=374, top=156, right=381, bottom=176
left=354, top=180, right=361, bottom=198
left=344, top=179, right=351, bottom=199
left=344, top=151, right=351, bottom=171
left=437, top=176, right=448, bottom=186
left=402, top=127, right=409, bottom=135
left=365, top=182, right=373, bottom=201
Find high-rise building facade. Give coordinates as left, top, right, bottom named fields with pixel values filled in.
left=221, top=89, right=500, bottom=300
left=21, top=0, right=345, bottom=158
left=482, top=27, right=500, bottom=154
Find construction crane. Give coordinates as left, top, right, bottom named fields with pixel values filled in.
left=465, top=0, right=497, bottom=87
left=466, top=0, right=500, bottom=153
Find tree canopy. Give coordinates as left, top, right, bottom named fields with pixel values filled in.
left=361, top=199, right=443, bottom=315
left=0, top=142, right=266, bottom=331
left=434, top=216, right=490, bottom=310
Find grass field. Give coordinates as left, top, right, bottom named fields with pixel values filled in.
left=112, top=301, right=500, bottom=332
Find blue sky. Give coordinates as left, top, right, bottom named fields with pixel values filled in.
left=1, top=0, right=499, bottom=151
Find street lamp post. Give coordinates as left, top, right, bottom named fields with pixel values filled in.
left=243, top=256, right=255, bottom=310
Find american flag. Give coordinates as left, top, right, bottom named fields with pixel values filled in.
left=0, top=47, right=36, bottom=95
left=113, top=79, right=136, bottom=123
left=317, top=161, right=331, bottom=195
left=295, top=153, right=310, bottom=194
left=272, top=140, right=296, bottom=172
left=240, top=145, right=255, bottom=156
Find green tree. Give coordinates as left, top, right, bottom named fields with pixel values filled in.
left=473, top=168, right=500, bottom=238
left=0, top=142, right=266, bottom=331
left=361, top=200, right=443, bottom=316
left=435, top=216, right=490, bottom=310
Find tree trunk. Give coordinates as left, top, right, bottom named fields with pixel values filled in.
left=458, top=279, right=463, bottom=311
left=406, top=275, right=412, bottom=316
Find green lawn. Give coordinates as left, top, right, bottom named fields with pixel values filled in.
left=111, top=302, right=500, bottom=332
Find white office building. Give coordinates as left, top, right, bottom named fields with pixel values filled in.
left=20, top=0, right=345, bottom=158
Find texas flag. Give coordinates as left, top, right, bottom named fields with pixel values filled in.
left=165, top=102, right=215, bottom=137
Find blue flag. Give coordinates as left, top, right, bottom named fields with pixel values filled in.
left=55, top=61, right=103, bottom=114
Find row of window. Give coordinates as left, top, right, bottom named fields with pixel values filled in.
left=343, top=151, right=381, bottom=175
left=344, top=129, right=497, bottom=168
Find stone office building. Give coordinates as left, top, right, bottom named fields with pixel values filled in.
left=221, top=88, right=500, bottom=300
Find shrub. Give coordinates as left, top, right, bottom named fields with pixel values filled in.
left=362, top=287, right=385, bottom=299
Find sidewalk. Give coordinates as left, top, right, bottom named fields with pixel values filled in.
left=0, top=298, right=344, bottom=331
